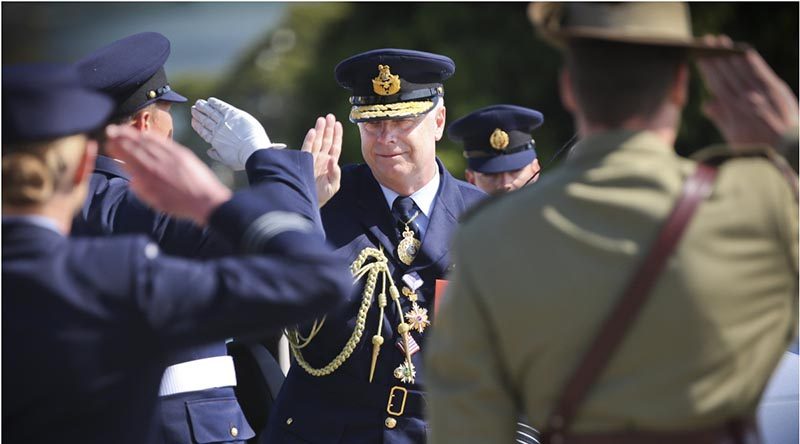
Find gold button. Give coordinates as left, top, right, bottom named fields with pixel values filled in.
left=385, top=417, right=397, bottom=429
left=286, top=417, right=293, bottom=425
left=230, top=426, right=238, bottom=437
left=148, top=90, right=157, bottom=99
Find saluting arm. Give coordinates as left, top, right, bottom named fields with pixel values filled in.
left=103, top=124, right=352, bottom=352
left=696, top=35, right=799, bottom=171
left=191, top=97, right=343, bottom=208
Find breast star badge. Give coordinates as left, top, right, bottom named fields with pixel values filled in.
left=404, top=302, right=430, bottom=334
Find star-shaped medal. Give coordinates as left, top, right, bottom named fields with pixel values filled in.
left=404, top=302, right=430, bottom=334
left=393, top=361, right=416, bottom=384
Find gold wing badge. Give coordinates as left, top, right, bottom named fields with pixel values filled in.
left=373, top=64, right=401, bottom=96
left=490, top=128, right=510, bottom=151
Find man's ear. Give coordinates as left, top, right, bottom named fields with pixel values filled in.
left=433, top=104, right=446, bottom=141
left=669, top=63, right=689, bottom=108
left=130, top=109, right=151, bottom=132
left=528, top=158, right=542, bottom=183
left=73, top=138, right=98, bottom=186
left=530, top=158, right=542, bottom=173
left=465, top=169, right=476, bottom=185
left=559, top=68, right=577, bottom=113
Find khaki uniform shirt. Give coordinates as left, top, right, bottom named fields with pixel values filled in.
left=426, top=130, right=798, bottom=443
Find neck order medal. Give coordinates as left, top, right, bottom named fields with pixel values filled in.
left=397, top=211, right=421, bottom=266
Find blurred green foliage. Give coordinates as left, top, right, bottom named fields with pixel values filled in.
left=179, top=2, right=796, bottom=183
left=5, top=2, right=796, bottom=184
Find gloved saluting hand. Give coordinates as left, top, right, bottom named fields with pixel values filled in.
left=191, top=97, right=286, bottom=170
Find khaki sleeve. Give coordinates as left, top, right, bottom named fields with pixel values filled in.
left=425, top=234, right=517, bottom=444
left=768, top=161, right=799, bottom=337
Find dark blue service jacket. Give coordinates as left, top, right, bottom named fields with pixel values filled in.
left=72, top=154, right=252, bottom=443
left=263, top=159, right=485, bottom=444
left=2, top=150, right=350, bottom=444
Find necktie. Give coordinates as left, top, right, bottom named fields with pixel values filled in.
left=392, top=196, right=421, bottom=265
left=392, top=196, right=421, bottom=236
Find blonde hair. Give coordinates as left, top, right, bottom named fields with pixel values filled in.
left=3, top=135, right=87, bottom=206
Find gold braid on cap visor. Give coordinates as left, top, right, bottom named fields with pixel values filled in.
left=350, top=100, right=435, bottom=121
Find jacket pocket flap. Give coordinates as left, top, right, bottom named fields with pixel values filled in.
left=186, top=397, right=255, bottom=443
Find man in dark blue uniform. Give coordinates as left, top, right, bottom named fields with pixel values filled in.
left=448, top=104, right=545, bottom=195
left=71, top=32, right=277, bottom=443
left=194, top=48, right=486, bottom=444
left=2, top=63, right=350, bottom=444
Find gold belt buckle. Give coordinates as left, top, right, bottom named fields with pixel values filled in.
left=386, top=386, right=408, bottom=416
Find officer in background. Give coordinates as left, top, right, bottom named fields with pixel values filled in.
left=2, top=63, right=351, bottom=444
left=71, top=32, right=267, bottom=443
left=426, top=3, right=797, bottom=443
left=449, top=104, right=544, bottom=194
left=449, top=104, right=546, bottom=444
left=200, top=48, right=486, bottom=443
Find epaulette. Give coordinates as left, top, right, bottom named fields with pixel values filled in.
left=459, top=188, right=521, bottom=224
left=691, top=143, right=798, bottom=201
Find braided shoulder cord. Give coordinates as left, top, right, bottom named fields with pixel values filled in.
left=286, top=247, right=398, bottom=377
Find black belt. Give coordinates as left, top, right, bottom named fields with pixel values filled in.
left=290, top=370, right=427, bottom=417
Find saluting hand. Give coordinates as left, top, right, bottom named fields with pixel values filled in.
left=697, top=35, right=799, bottom=149
left=105, top=124, right=232, bottom=226
left=191, top=97, right=287, bottom=171
left=301, top=113, right=343, bottom=207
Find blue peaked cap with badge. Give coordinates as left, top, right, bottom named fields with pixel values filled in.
left=448, top=104, right=544, bottom=174
left=335, top=48, right=455, bottom=123
left=76, top=32, right=187, bottom=118
left=2, top=63, right=114, bottom=144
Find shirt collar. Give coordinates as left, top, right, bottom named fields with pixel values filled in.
left=94, top=155, right=129, bottom=179
left=2, top=215, right=63, bottom=235
left=379, top=167, right=441, bottom=217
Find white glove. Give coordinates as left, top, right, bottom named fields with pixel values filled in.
left=191, top=97, right=286, bottom=171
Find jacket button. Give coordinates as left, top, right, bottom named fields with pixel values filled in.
left=286, top=417, right=293, bottom=425
left=230, top=426, right=239, bottom=437
left=385, top=417, right=397, bottom=429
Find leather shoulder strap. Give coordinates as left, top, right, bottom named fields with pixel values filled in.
left=541, top=163, right=719, bottom=443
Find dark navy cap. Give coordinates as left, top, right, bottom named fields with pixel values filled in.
left=2, top=63, right=114, bottom=144
left=76, top=32, right=187, bottom=118
left=334, top=48, right=455, bottom=123
left=448, top=104, right=544, bottom=174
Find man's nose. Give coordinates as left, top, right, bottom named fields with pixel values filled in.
left=376, top=123, right=396, bottom=144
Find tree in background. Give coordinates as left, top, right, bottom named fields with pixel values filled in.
left=199, top=2, right=797, bottom=182
left=5, top=3, right=796, bottom=183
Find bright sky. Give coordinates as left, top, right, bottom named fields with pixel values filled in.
left=27, top=3, right=287, bottom=76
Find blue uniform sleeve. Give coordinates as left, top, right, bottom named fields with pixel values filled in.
left=243, top=149, right=324, bottom=235
left=119, top=189, right=234, bottom=258
left=75, top=171, right=234, bottom=258
left=132, top=148, right=350, bottom=350
left=133, top=230, right=350, bottom=351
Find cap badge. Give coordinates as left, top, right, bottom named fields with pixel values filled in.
left=490, top=128, right=510, bottom=150
left=372, top=64, right=401, bottom=96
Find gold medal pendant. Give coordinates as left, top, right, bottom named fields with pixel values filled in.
left=397, top=228, right=421, bottom=266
